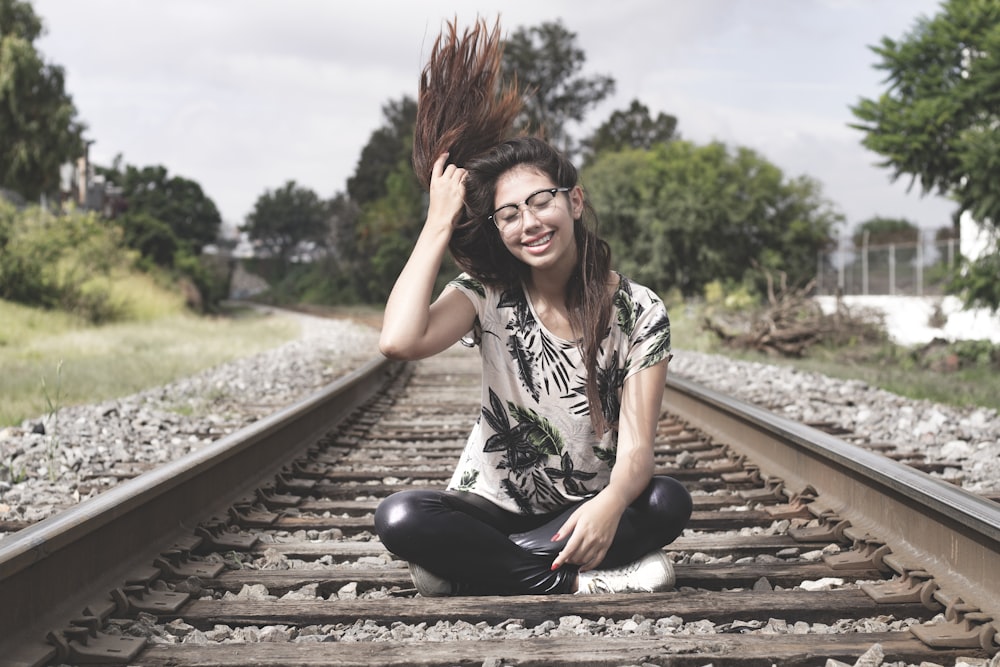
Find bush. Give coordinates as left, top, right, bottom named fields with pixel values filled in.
left=0, top=201, right=145, bottom=322
left=116, top=211, right=179, bottom=269
left=703, top=279, right=757, bottom=311
left=950, top=251, right=1000, bottom=313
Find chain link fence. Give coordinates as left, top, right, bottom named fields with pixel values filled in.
left=816, top=232, right=958, bottom=297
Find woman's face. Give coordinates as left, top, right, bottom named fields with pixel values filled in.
left=491, top=166, right=583, bottom=276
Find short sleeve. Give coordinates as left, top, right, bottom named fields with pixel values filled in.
left=621, top=285, right=671, bottom=380
left=447, top=273, right=487, bottom=314
left=447, top=273, right=488, bottom=346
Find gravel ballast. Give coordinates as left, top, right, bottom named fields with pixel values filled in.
left=0, top=312, right=380, bottom=530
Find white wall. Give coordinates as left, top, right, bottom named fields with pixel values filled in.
left=960, top=210, right=995, bottom=261
left=815, top=295, right=1000, bottom=345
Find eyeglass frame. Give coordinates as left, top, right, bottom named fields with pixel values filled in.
left=487, top=187, right=572, bottom=231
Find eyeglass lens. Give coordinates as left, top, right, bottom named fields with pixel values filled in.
left=494, top=189, right=560, bottom=227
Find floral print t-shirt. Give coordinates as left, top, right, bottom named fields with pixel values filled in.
left=446, top=272, right=671, bottom=515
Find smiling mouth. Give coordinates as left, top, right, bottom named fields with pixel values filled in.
left=525, top=232, right=553, bottom=248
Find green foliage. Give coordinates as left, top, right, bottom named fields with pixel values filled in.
left=355, top=159, right=430, bottom=302
left=101, top=163, right=222, bottom=253
left=0, top=302, right=298, bottom=427
left=950, top=243, right=1000, bottom=312
left=260, top=260, right=362, bottom=306
left=583, top=140, right=839, bottom=298
left=949, top=338, right=1000, bottom=368
left=242, top=180, right=328, bottom=264
left=41, top=359, right=63, bottom=481
left=501, top=20, right=615, bottom=155
left=850, top=0, right=1000, bottom=309
left=0, top=0, right=85, bottom=201
left=173, top=249, right=230, bottom=313
left=851, top=217, right=919, bottom=247
left=703, top=280, right=757, bottom=311
left=580, top=99, right=677, bottom=167
left=332, top=95, right=445, bottom=304
left=0, top=199, right=139, bottom=322
left=92, top=160, right=226, bottom=309
left=850, top=0, right=1000, bottom=214
left=346, top=97, right=417, bottom=205
left=116, top=211, right=179, bottom=268
left=852, top=216, right=921, bottom=267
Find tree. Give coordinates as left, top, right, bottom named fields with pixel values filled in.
left=583, top=140, right=838, bottom=297
left=346, top=150, right=436, bottom=303
left=0, top=0, right=85, bottom=201
left=341, top=95, right=430, bottom=301
left=324, top=191, right=359, bottom=263
left=852, top=216, right=921, bottom=269
left=116, top=211, right=178, bottom=268
left=0, top=198, right=137, bottom=321
left=346, top=96, right=417, bottom=206
left=100, top=163, right=222, bottom=254
left=849, top=0, right=1000, bottom=309
left=243, top=180, right=328, bottom=263
left=580, top=99, right=678, bottom=167
left=501, top=20, right=615, bottom=154
left=851, top=217, right=919, bottom=247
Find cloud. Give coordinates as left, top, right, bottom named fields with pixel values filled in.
left=33, top=0, right=954, bottom=230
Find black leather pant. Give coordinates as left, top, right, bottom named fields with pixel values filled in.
left=374, top=476, right=692, bottom=595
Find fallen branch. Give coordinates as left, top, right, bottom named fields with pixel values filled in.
left=703, top=272, right=885, bottom=357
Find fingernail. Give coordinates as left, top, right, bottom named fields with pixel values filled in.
left=550, top=563, right=558, bottom=571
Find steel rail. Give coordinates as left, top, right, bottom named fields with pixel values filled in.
left=664, top=375, right=1000, bottom=638
left=0, top=355, right=402, bottom=667
left=2, top=355, right=996, bottom=664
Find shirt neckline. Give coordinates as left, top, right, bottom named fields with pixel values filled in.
left=519, top=272, right=624, bottom=346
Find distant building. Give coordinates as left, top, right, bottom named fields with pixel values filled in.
left=58, top=144, right=123, bottom=217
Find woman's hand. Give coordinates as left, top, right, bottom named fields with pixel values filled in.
left=549, top=360, right=670, bottom=573
left=378, top=151, right=476, bottom=361
left=426, top=152, right=467, bottom=230
left=550, top=490, right=628, bottom=572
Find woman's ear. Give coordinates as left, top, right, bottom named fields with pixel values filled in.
left=570, top=185, right=585, bottom=218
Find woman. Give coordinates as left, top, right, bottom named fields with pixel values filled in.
left=374, top=19, right=691, bottom=596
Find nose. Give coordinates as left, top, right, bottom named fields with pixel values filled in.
left=518, top=205, right=543, bottom=229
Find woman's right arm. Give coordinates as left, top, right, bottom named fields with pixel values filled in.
left=378, top=154, right=478, bottom=360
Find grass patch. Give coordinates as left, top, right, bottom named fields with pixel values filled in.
left=710, top=344, right=1000, bottom=413
left=104, top=271, right=189, bottom=321
left=668, top=301, right=1000, bottom=414
left=0, top=300, right=301, bottom=427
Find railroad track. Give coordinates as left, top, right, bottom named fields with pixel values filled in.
left=1, top=344, right=998, bottom=666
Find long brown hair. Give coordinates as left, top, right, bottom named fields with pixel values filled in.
left=413, top=19, right=616, bottom=435
left=412, top=18, right=521, bottom=193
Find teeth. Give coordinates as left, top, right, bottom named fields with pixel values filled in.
left=526, top=233, right=553, bottom=247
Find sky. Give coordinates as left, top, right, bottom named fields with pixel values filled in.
left=32, top=0, right=956, bottom=237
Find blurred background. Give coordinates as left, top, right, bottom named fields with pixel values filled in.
left=2, top=0, right=999, bottom=424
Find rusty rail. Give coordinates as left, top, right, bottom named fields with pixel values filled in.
left=0, top=355, right=403, bottom=667
left=1, top=350, right=997, bottom=665
left=664, top=375, right=1000, bottom=651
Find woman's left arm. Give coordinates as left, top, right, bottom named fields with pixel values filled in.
left=551, top=357, right=669, bottom=572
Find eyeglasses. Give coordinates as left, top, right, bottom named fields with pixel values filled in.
left=488, top=187, right=571, bottom=232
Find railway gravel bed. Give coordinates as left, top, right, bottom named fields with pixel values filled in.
left=65, top=347, right=996, bottom=667
left=0, top=312, right=379, bottom=533
left=2, top=311, right=997, bottom=539
left=1, top=317, right=997, bottom=666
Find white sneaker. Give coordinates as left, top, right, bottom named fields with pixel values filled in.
left=576, top=550, right=675, bottom=594
left=408, top=562, right=453, bottom=597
